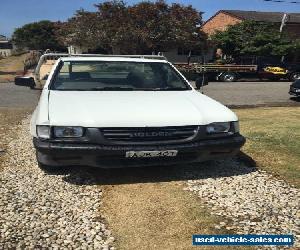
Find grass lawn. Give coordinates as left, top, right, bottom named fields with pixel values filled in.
left=0, top=53, right=27, bottom=82
left=236, top=107, right=300, bottom=188
left=101, top=177, right=253, bottom=250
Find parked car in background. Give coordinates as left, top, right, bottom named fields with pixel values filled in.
left=289, top=79, right=300, bottom=97
left=175, top=62, right=294, bottom=82
left=175, top=56, right=300, bottom=82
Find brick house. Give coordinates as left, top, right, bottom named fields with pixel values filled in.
left=201, top=10, right=300, bottom=61
left=202, top=10, right=300, bottom=38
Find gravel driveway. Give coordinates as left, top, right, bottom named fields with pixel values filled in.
left=184, top=160, right=300, bottom=248
left=1, top=116, right=299, bottom=249
left=0, top=118, right=114, bottom=249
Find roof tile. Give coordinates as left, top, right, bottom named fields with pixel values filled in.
left=221, top=10, right=300, bottom=23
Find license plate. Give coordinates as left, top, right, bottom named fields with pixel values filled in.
left=126, top=150, right=178, bottom=158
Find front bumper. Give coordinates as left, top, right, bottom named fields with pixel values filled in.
left=33, top=135, right=246, bottom=168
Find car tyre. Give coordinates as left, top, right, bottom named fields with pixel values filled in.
left=289, top=72, right=300, bottom=82
left=220, top=72, right=237, bottom=82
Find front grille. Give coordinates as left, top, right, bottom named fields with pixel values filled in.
left=100, top=126, right=199, bottom=144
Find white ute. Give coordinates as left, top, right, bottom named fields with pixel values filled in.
left=18, top=55, right=246, bottom=171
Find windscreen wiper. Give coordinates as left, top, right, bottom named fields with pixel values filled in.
left=66, top=87, right=136, bottom=91
left=147, top=87, right=189, bottom=91
left=92, top=87, right=135, bottom=91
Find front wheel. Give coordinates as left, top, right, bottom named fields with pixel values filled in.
left=289, top=72, right=300, bottom=82
left=220, top=72, right=237, bottom=82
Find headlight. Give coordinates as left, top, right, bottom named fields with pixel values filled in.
left=206, top=122, right=231, bottom=134
left=54, top=126, right=84, bottom=138
left=36, top=125, right=51, bottom=139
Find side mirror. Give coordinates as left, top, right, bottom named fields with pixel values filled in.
left=15, top=76, right=35, bottom=89
left=195, top=76, right=209, bottom=89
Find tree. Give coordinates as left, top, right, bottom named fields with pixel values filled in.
left=55, top=10, right=101, bottom=50
left=12, top=20, right=65, bottom=51
left=57, top=0, right=206, bottom=54
left=211, top=20, right=294, bottom=58
left=127, top=1, right=205, bottom=53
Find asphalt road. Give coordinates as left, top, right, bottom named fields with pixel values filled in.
left=0, top=82, right=40, bottom=108
left=0, top=81, right=299, bottom=108
left=196, top=81, right=300, bottom=107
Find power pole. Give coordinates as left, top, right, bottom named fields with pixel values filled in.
left=280, top=13, right=289, bottom=62
left=280, top=13, right=289, bottom=33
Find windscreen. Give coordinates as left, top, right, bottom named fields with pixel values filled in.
left=50, top=61, right=191, bottom=91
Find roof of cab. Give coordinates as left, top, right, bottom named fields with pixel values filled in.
left=60, top=56, right=168, bottom=63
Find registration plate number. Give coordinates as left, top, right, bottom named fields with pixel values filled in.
left=126, top=150, right=178, bottom=158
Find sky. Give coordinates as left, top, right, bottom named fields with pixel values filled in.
left=1, top=0, right=300, bottom=37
